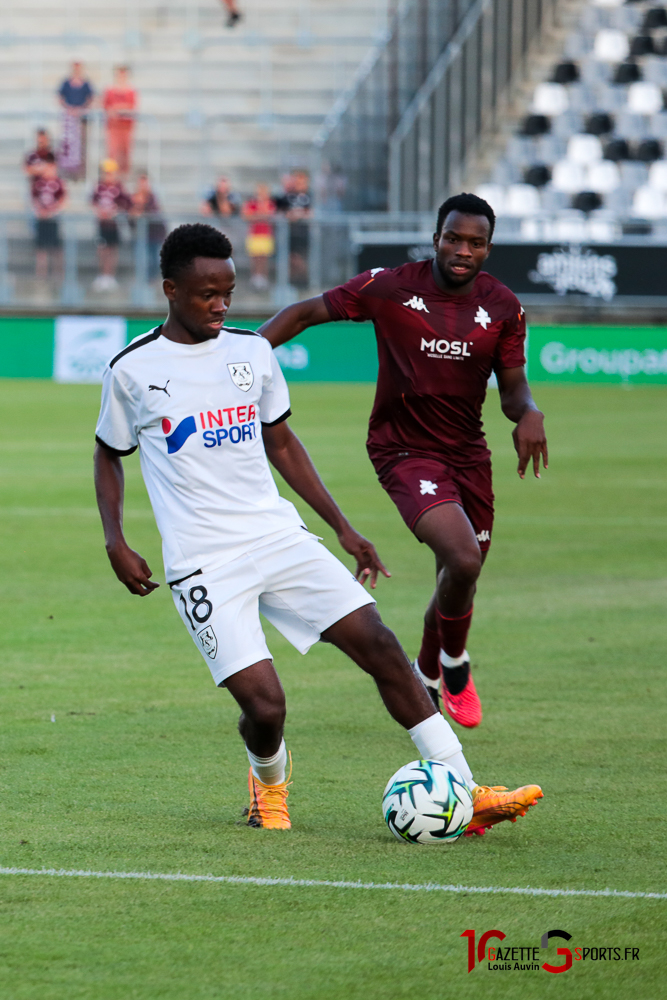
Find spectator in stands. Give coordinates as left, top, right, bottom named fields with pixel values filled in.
left=58, top=61, right=94, bottom=181
left=242, top=182, right=276, bottom=291
left=219, top=0, right=243, bottom=27
left=24, top=129, right=56, bottom=179
left=130, top=172, right=166, bottom=280
left=103, top=66, right=138, bottom=177
left=275, top=170, right=312, bottom=287
left=91, top=159, right=132, bottom=291
left=200, top=176, right=242, bottom=217
left=31, top=161, right=67, bottom=281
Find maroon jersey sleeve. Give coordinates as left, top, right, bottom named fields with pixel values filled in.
left=493, top=301, right=526, bottom=370
left=323, top=270, right=382, bottom=322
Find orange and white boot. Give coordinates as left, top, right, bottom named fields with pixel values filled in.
left=464, top=784, right=543, bottom=836
left=247, top=755, right=292, bottom=830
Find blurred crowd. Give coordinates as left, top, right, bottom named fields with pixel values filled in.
left=23, top=59, right=318, bottom=293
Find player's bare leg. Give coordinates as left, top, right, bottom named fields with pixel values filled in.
left=414, top=502, right=485, bottom=726
left=322, top=604, right=475, bottom=787
left=324, top=604, right=542, bottom=833
left=224, top=660, right=291, bottom=829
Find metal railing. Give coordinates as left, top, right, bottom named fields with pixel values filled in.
left=2, top=208, right=666, bottom=312
left=388, top=0, right=560, bottom=211
left=314, top=0, right=477, bottom=211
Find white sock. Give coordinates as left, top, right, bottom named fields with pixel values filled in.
left=413, top=657, right=440, bottom=689
left=246, top=739, right=287, bottom=785
left=408, top=713, right=475, bottom=789
left=440, top=648, right=469, bottom=668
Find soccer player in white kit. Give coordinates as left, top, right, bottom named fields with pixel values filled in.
left=94, top=223, right=543, bottom=833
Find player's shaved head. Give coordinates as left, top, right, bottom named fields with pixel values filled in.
left=160, top=223, right=233, bottom=281
left=436, top=193, right=495, bottom=241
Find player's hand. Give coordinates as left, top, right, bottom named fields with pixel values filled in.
left=107, top=542, right=160, bottom=596
left=513, top=410, right=548, bottom=479
left=337, top=525, right=391, bottom=589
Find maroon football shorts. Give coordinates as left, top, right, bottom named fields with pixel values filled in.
left=378, top=457, right=494, bottom=551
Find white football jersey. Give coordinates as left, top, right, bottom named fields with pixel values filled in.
left=95, top=325, right=305, bottom=582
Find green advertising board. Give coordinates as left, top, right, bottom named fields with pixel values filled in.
left=529, top=326, right=667, bottom=384
left=1, top=316, right=667, bottom=384
left=0, top=316, right=378, bottom=382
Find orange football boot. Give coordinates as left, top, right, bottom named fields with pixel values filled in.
left=464, top=784, right=544, bottom=835
left=247, top=754, right=292, bottom=830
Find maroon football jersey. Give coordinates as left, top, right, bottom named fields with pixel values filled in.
left=323, top=260, right=526, bottom=470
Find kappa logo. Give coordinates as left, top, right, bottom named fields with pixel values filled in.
left=420, top=480, right=438, bottom=496
left=197, top=625, right=218, bottom=659
left=403, top=296, right=430, bottom=313
left=227, top=362, right=254, bottom=391
left=476, top=530, right=491, bottom=543
left=370, top=267, right=385, bottom=277
left=474, top=306, right=491, bottom=330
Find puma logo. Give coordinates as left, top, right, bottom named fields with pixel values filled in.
left=149, top=380, right=170, bottom=396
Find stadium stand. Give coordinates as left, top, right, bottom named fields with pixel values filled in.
left=477, top=0, right=667, bottom=241
left=0, top=0, right=387, bottom=212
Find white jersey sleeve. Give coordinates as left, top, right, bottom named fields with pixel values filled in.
left=95, top=366, right=139, bottom=455
left=259, top=346, right=292, bottom=426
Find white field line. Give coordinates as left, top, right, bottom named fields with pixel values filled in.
left=0, top=867, right=665, bottom=900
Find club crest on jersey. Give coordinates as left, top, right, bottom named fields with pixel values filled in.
left=474, top=306, right=491, bottom=329
left=227, top=362, right=254, bottom=391
left=197, top=624, right=218, bottom=658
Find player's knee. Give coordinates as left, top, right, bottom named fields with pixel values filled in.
left=244, top=694, right=286, bottom=732
left=448, top=549, right=482, bottom=587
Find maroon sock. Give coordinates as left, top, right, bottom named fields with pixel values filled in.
left=436, top=606, right=473, bottom=660
left=417, top=624, right=441, bottom=681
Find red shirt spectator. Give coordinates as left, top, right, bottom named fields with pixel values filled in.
left=103, top=66, right=137, bottom=175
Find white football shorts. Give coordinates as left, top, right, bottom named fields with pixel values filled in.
left=170, top=529, right=376, bottom=686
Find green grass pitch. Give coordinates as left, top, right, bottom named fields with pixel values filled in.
left=0, top=377, right=665, bottom=998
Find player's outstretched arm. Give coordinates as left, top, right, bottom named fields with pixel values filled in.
left=258, top=295, right=331, bottom=347
left=262, top=420, right=390, bottom=588
left=496, top=366, right=548, bottom=479
left=94, top=443, right=159, bottom=596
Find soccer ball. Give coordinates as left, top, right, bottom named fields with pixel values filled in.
left=382, top=759, right=473, bottom=844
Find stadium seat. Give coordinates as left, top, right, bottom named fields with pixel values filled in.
left=629, top=35, right=655, bottom=57
left=474, top=184, right=506, bottom=215
left=552, top=61, right=580, bottom=84
left=613, top=60, right=642, bottom=84
left=587, top=158, right=621, bottom=192
left=520, top=114, right=551, bottom=136
left=572, top=190, right=603, bottom=212
left=585, top=112, right=614, bottom=135
left=642, top=6, right=667, bottom=30
left=524, top=164, right=551, bottom=187
left=627, top=81, right=664, bottom=115
left=636, top=138, right=663, bottom=162
left=631, top=184, right=667, bottom=218
left=552, top=159, right=588, bottom=192
left=567, top=133, right=604, bottom=164
left=647, top=159, right=667, bottom=190
left=593, top=29, right=630, bottom=62
left=603, top=138, right=631, bottom=161
left=503, top=183, right=542, bottom=217
left=553, top=211, right=589, bottom=240
left=532, top=82, right=569, bottom=116
left=587, top=210, right=618, bottom=242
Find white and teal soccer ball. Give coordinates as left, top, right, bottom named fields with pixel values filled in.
left=382, top=759, right=473, bottom=844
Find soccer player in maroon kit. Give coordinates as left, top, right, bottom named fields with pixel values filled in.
left=259, top=193, right=548, bottom=729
